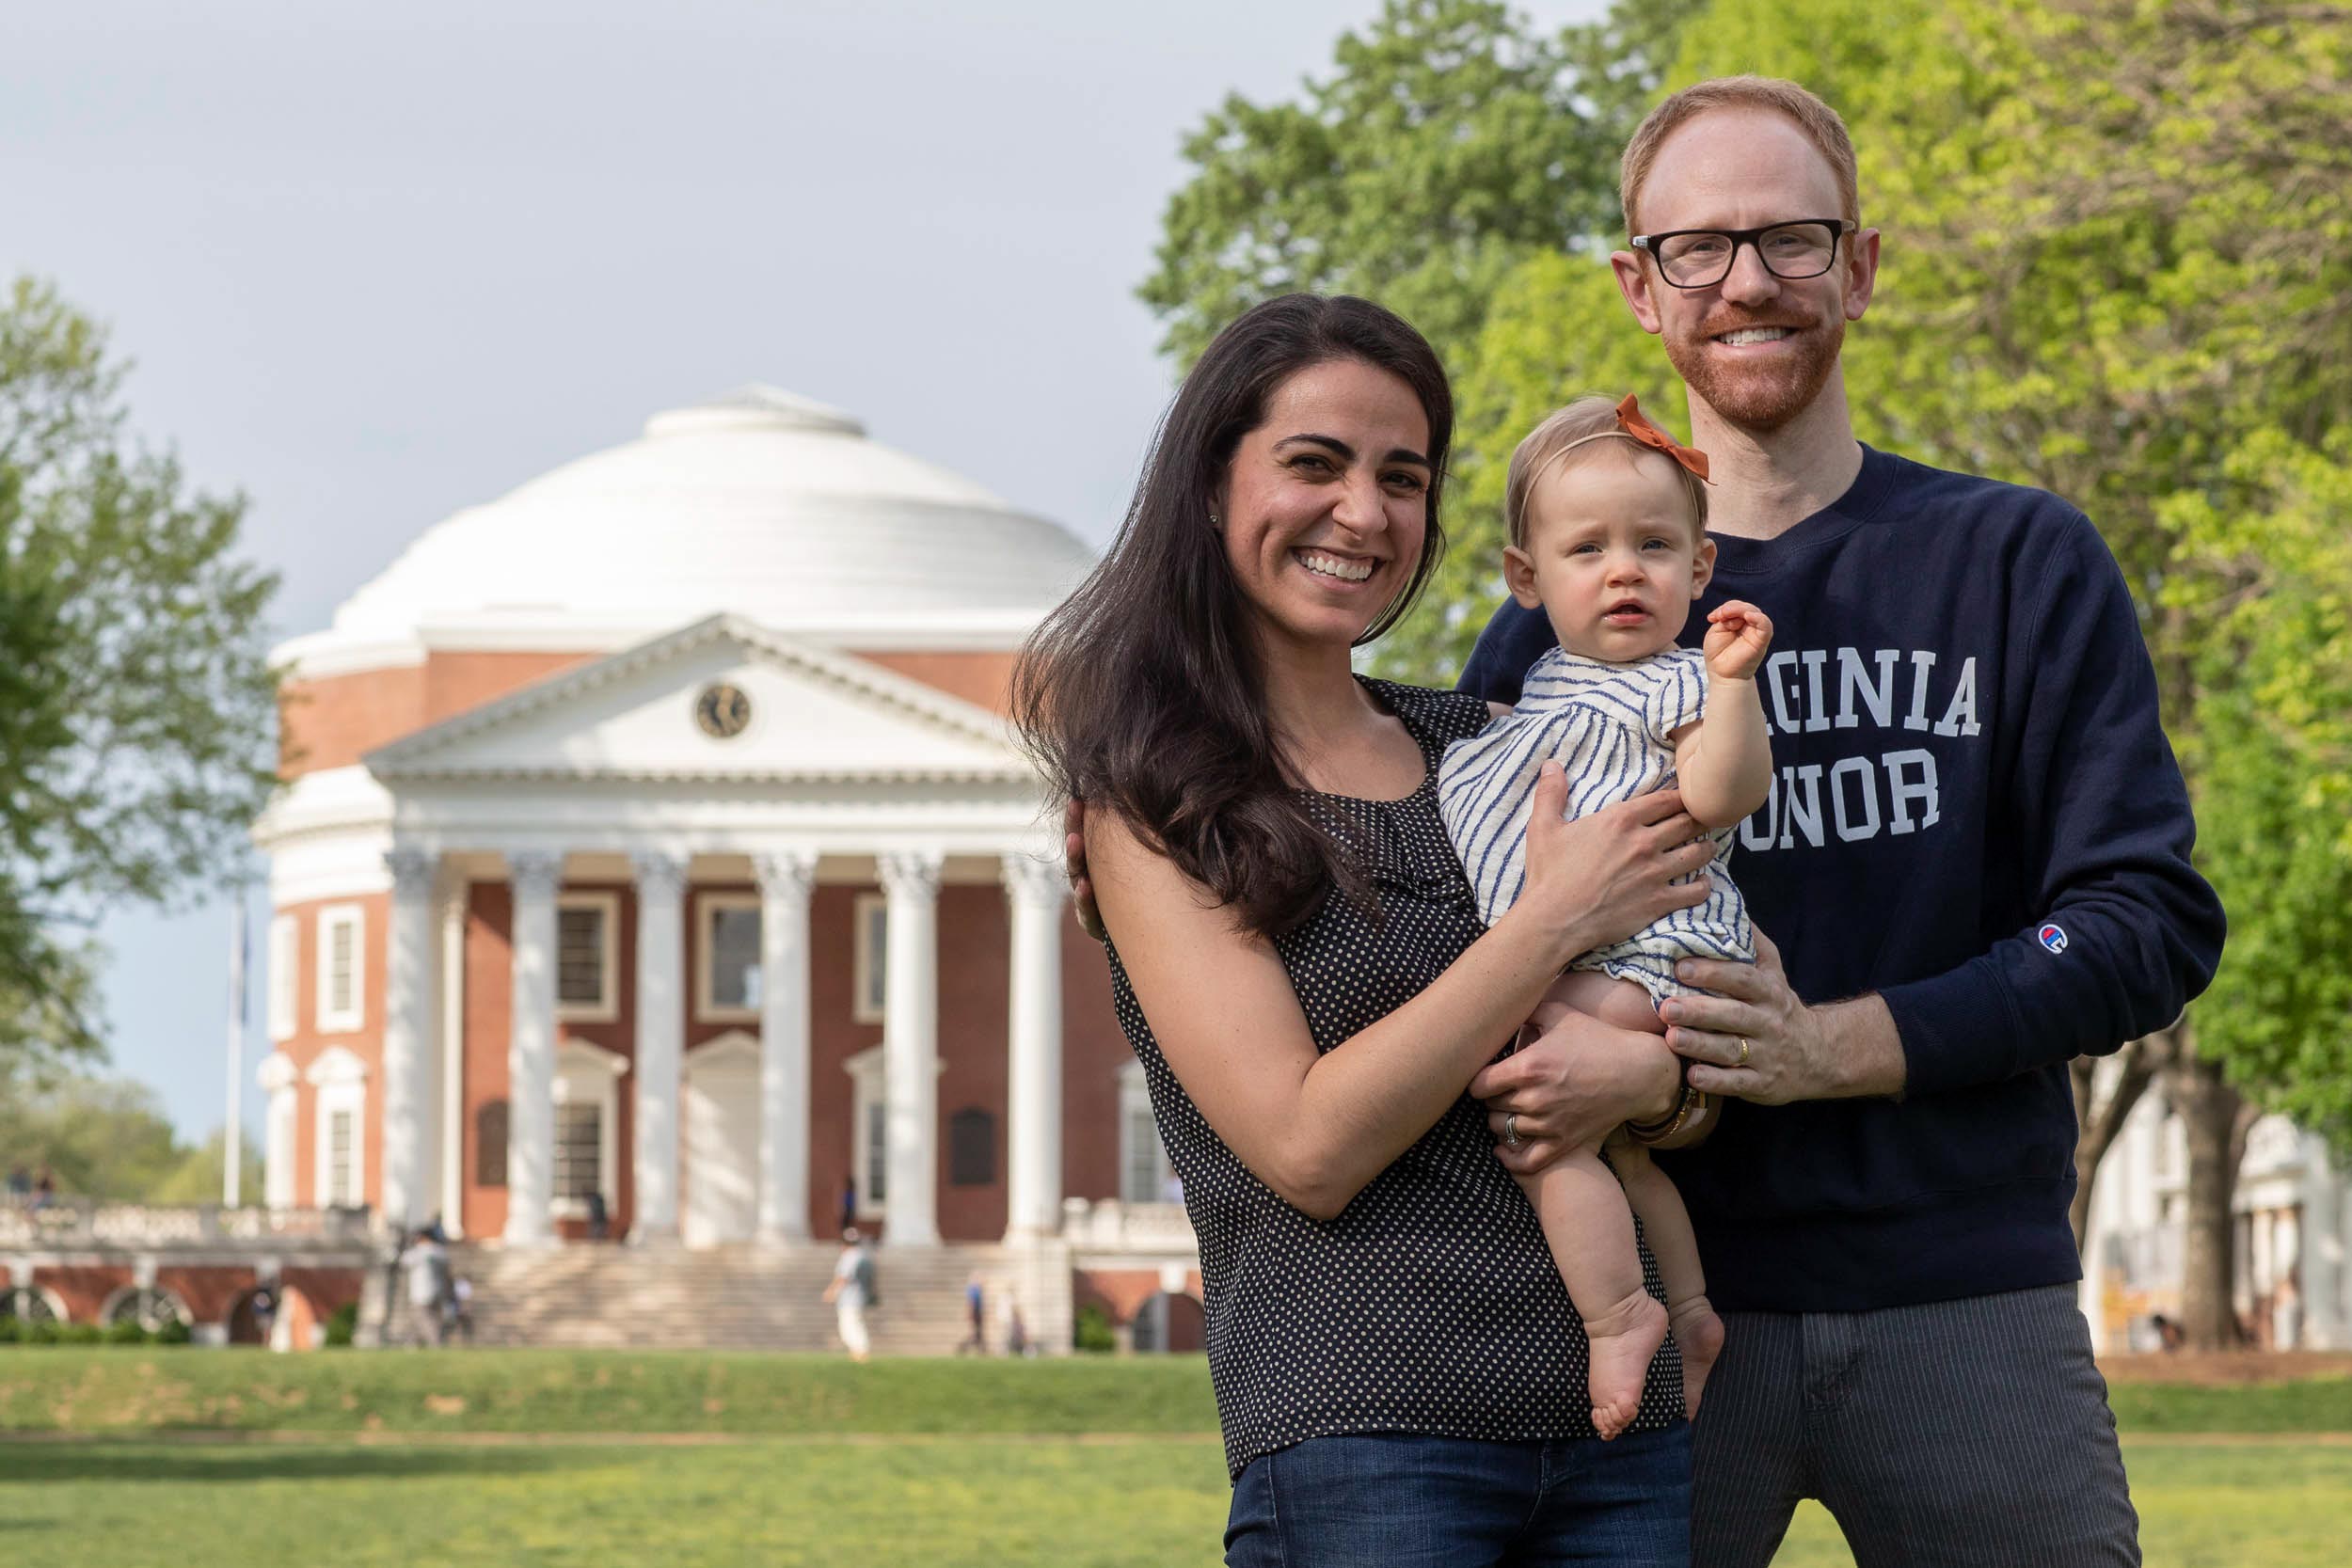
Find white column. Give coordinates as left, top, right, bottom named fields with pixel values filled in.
left=380, top=847, right=437, bottom=1231
left=437, top=876, right=469, bottom=1237
left=878, top=849, right=943, bottom=1247
left=503, top=851, right=564, bottom=1248
left=755, top=850, right=818, bottom=1245
left=2303, top=1134, right=2344, bottom=1349
left=260, top=1054, right=298, bottom=1212
left=1003, top=853, right=1066, bottom=1240
left=628, top=851, right=688, bottom=1245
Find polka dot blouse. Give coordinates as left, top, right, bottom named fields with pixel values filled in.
left=1104, top=678, right=1682, bottom=1481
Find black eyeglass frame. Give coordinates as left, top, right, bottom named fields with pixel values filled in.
left=1629, top=218, right=1858, bottom=289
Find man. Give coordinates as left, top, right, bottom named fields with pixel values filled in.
left=399, top=1227, right=452, bottom=1349
left=822, top=1225, right=876, bottom=1363
left=1459, top=77, right=2223, bottom=1565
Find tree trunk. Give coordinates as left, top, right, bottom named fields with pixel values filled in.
left=2071, top=1033, right=2164, bottom=1252
left=2168, top=1035, right=2263, bottom=1352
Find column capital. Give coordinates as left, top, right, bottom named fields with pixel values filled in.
left=753, top=848, right=819, bottom=900
left=508, top=851, right=564, bottom=899
left=877, top=848, right=944, bottom=901
left=629, top=850, right=689, bottom=901
left=386, top=847, right=437, bottom=895
left=1001, top=851, right=1067, bottom=910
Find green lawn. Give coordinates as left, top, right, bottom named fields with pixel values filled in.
left=3, top=1353, right=2348, bottom=1566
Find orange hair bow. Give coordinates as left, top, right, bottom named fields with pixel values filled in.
left=1614, top=393, right=1711, bottom=483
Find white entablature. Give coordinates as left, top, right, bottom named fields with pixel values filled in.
left=346, top=614, right=1052, bottom=862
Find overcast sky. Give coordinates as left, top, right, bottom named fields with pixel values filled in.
left=3, top=0, right=1602, bottom=1146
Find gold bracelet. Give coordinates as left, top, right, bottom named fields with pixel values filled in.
left=1625, top=1085, right=1711, bottom=1148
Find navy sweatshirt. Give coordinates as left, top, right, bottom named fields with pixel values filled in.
left=1458, top=444, right=2226, bottom=1312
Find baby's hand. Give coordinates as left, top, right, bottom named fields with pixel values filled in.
left=1704, top=601, right=1773, bottom=680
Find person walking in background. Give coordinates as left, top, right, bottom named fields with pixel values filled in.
left=6, top=1166, right=28, bottom=1209
left=446, top=1274, right=475, bottom=1345
left=837, top=1173, right=857, bottom=1237
left=823, top=1226, right=875, bottom=1363
left=31, top=1167, right=56, bottom=1211
left=958, top=1272, right=988, bottom=1354
left=399, top=1227, right=451, bottom=1348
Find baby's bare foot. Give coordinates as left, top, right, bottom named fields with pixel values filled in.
left=1669, top=1294, right=1725, bottom=1420
left=1583, top=1290, right=1670, bottom=1440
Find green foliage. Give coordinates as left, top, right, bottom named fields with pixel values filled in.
left=145, top=1128, right=267, bottom=1206
left=1138, top=0, right=1640, bottom=372
left=1072, top=1302, right=1116, bottom=1354
left=102, top=1318, right=148, bottom=1346
left=0, top=1070, right=186, bottom=1199
left=324, top=1301, right=358, bottom=1348
left=0, top=275, right=281, bottom=1076
left=2163, top=435, right=2352, bottom=1143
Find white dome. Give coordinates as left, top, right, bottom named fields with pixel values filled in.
left=303, top=385, right=1096, bottom=665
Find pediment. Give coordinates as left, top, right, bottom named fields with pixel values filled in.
left=364, top=615, right=1028, bottom=784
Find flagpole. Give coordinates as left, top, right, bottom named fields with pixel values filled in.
left=224, top=891, right=246, bottom=1208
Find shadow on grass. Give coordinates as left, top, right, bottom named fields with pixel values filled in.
left=0, top=1443, right=601, bottom=1485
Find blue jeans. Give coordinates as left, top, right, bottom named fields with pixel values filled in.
left=1224, top=1423, right=1693, bottom=1567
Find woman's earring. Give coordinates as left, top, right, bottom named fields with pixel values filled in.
left=1209, top=511, right=1221, bottom=528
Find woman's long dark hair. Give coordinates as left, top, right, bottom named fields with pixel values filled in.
left=1012, top=293, right=1453, bottom=938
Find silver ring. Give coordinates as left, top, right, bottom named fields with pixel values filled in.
left=1503, top=1113, right=1522, bottom=1148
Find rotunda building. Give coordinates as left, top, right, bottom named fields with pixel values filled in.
left=248, top=388, right=1204, bottom=1351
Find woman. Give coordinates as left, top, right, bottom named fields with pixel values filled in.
left=1017, top=294, right=1716, bottom=1564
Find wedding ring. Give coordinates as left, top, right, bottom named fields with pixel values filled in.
left=1503, top=1113, right=1522, bottom=1148
left=1735, top=1037, right=1752, bottom=1069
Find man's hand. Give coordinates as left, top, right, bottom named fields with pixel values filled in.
left=1663, top=929, right=1905, bottom=1102
left=1470, top=1004, right=1681, bottom=1174
left=1703, top=599, right=1773, bottom=682
left=1064, top=799, right=1105, bottom=940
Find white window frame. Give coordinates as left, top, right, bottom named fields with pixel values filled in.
left=851, top=893, right=888, bottom=1024
left=315, top=904, right=365, bottom=1035
left=1119, top=1059, right=1177, bottom=1205
left=695, top=892, right=763, bottom=1023
left=845, top=1044, right=887, bottom=1221
left=306, top=1044, right=368, bottom=1209
left=554, top=891, right=621, bottom=1023
left=267, top=913, right=297, bottom=1042
left=550, top=1038, right=628, bottom=1219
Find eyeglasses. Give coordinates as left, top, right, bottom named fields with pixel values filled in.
left=1630, top=219, right=1856, bottom=290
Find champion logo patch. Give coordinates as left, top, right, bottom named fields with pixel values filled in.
left=2038, top=923, right=2069, bottom=955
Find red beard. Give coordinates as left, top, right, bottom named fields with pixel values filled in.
left=1664, top=313, right=1846, bottom=433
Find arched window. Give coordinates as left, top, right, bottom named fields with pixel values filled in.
left=102, top=1287, right=190, bottom=1334
left=1, top=1286, right=66, bottom=1326
left=306, top=1044, right=369, bottom=1208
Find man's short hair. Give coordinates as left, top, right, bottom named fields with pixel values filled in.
left=1619, top=75, right=1860, bottom=235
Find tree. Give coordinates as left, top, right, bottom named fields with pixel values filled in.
left=147, top=1127, right=267, bottom=1207
left=1139, top=0, right=1680, bottom=373
left=0, top=276, right=280, bottom=1075
left=0, top=1069, right=186, bottom=1201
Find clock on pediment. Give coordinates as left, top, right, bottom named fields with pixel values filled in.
left=693, top=681, right=753, bottom=739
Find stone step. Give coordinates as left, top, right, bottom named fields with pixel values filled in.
left=379, top=1239, right=1073, bottom=1354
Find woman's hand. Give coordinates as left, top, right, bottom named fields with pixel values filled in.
left=1470, top=1002, right=1682, bottom=1173
left=1507, top=764, right=1715, bottom=963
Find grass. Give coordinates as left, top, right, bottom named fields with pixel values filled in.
left=3, top=1353, right=2349, bottom=1565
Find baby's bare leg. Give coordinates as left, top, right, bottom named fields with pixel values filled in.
left=1545, top=970, right=1668, bottom=1035
left=1609, top=1136, right=1724, bottom=1421
left=1518, top=1148, right=1668, bottom=1441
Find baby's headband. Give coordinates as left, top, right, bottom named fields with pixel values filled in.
left=1553, top=393, right=1713, bottom=483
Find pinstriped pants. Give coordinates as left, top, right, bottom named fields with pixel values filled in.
left=1691, top=1285, right=2140, bottom=1566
